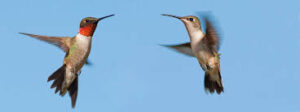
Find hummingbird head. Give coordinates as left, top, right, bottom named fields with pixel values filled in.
left=79, top=14, right=114, bottom=37
left=162, top=14, right=202, bottom=32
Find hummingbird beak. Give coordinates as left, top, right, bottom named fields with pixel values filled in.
left=161, top=14, right=181, bottom=19
left=97, top=14, right=115, bottom=22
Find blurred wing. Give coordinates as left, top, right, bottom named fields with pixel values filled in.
left=162, top=42, right=195, bottom=57
left=204, top=17, right=220, bottom=51
left=20, top=32, right=72, bottom=52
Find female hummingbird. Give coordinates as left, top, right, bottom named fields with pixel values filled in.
left=162, top=14, right=223, bottom=94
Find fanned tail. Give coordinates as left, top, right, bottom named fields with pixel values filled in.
left=48, top=65, right=66, bottom=94
left=47, top=64, right=79, bottom=108
left=204, top=70, right=224, bottom=94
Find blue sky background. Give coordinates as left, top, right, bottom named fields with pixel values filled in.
left=0, top=0, right=299, bottom=111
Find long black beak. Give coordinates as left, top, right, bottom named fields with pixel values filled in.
left=161, top=14, right=181, bottom=19
left=97, top=14, right=115, bottom=21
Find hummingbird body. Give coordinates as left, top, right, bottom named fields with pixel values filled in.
left=188, top=31, right=207, bottom=63
left=187, top=27, right=217, bottom=71
left=65, top=34, right=91, bottom=71
left=162, top=14, right=223, bottom=94
left=20, top=14, right=114, bottom=108
left=61, top=33, right=92, bottom=95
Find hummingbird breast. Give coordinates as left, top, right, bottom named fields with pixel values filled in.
left=189, top=32, right=213, bottom=65
left=193, top=43, right=212, bottom=63
left=64, top=34, right=92, bottom=72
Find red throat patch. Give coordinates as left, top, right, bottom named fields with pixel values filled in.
left=79, top=24, right=98, bottom=36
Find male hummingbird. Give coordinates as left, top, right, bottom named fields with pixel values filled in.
left=162, top=14, right=223, bottom=94
left=20, top=14, right=114, bottom=108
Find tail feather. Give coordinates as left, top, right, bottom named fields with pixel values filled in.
left=48, top=65, right=66, bottom=94
left=48, top=65, right=65, bottom=82
left=51, top=76, right=63, bottom=89
left=68, top=77, right=78, bottom=108
left=47, top=64, right=79, bottom=108
left=204, top=71, right=224, bottom=94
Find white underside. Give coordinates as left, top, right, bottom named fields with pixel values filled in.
left=76, top=33, right=91, bottom=48
left=190, top=31, right=208, bottom=63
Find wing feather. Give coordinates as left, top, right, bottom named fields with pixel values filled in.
left=204, top=18, right=220, bottom=51
left=162, top=42, right=195, bottom=57
left=20, top=32, right=72, bottom=52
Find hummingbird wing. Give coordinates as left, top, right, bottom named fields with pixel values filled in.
left=20, top=32, right=93, bottom=65
left=19, top=32, right=72, bottom=52
left=204, top=18, right=220, bottom=51
left=162, top=43, right=195, bottom=57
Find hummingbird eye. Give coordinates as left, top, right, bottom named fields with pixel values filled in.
left=188, top=18, right=194, bottom=21
left=85, top=20, right=89, bottom=23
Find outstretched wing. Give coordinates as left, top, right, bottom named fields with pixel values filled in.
left=20, top=32, right=93, bottom=65
left=204, top=17, right=220, bottom=51
left=20, top=32, right=72, bottom=52
left=161, top=42, right=195, bottom=57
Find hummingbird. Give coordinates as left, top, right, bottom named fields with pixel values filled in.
left=161, top=14, right=223, bottom=94
left=20, top=14, right=114, bottom=108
